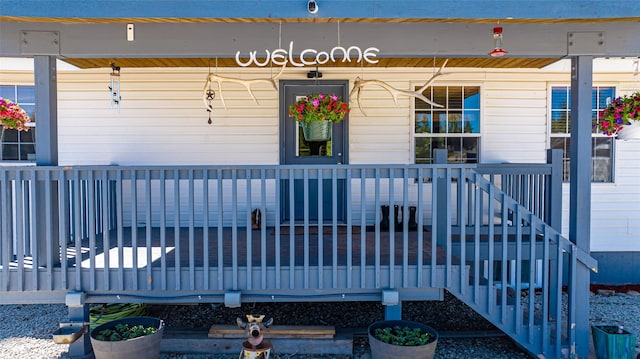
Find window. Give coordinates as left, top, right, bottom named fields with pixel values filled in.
left=414, top=86, right=480, bottom=163
left=549, top=86, right=614, bottom=182
left=0, top=85, right=36, bottom=161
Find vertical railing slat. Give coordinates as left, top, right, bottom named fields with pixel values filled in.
left=59, top=170, right=69, bottom=291
left=246, top=170, right=253, bottom=290
left=116, top=170, right=124, bottom=291
left=416, top=168, right=424, bottom=288
left=500, top=195, right=508, bottom=325
left=374, top=168, right=381, bottom=289
left=0, top=170, right=11, bottom=291
left=145, top=169, right=153, bottom=290
left=402, top=168, right=409, bottom=288
left=303, top=168, right=309, bottom=289
left=317, top=169, right=325, bottom=289
left=101, top=170, right=110, bottom=291
left=388, top=168, right=395, bottom=289
left=528, top=216, right=537, bottom=344
left=87, top=171, right=96, bottom=291
left=188, top=169, right=195, bottom=291
left=487, top=185, right=495, bottom=315
left=458, top=168, right=467, bottom=295
left=159, top=170, right=167, bottom=290
left=217, top=169, right=224, bottom=291
left=202, top=169, right=210, bottom=291
left=260, top=169, right=267, bottom=289
left=346, top=168, right=352, bottom=289
left=360, top=171, right=366, bottom=288
left=173, top=169, right=180, bottom=290
left=231, top=169, right=238, bottom=290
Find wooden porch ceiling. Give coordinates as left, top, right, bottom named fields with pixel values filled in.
left=61, top=57, right=560, bottom=69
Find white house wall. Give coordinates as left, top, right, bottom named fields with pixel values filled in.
left=1, top=60, right=638, bottom=251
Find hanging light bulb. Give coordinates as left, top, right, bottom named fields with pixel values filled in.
left=489, top=26, right=508, bottom=57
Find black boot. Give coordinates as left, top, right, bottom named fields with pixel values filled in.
left=251, top=209, right=262, bottom=230
left=380, top=205, right=390, bottom=231
left=394, top=205, right=403, bottom=231
left=408, top=206, right=418, bottom=231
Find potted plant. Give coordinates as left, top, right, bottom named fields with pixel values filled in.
left=90, top=316, right=165, bottom=359
left=0, top=97, right=31, bottom=143
left=595, top=91, right=640, bottom=140
left=591, top=325, right=637, bottom=359
left=288, top=93, right=350, bottom=141
left=367, top=320, right=438, bottom=359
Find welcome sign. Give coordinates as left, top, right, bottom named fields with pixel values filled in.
left=235, top=41, right=380, bottom=67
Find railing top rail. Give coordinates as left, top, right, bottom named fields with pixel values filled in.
left=0, top=164, right=478, bottom=181
left=476, top=163, right=553, bottom=175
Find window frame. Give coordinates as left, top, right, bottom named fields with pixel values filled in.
left=547, top=84, right=616, bottom=183
left=0, top=83, right=36, bottom=164
left=412, top=82, right=482, bottom=164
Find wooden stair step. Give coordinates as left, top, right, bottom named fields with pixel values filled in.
left=208, top=325, right=335, bottom=339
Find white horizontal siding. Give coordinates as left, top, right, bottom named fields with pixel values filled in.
left=1, top=62, right=638, bottom=251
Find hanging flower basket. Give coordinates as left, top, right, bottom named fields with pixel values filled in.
left=288, top=93, right=350, bottom=141
left=0, top=97, right=31, bottom=131
left=595, top=91, right=640, bottom=140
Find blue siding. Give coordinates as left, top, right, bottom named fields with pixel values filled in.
left=591, top=252, right=640, bottom=285
left=1, top=0, right=639, bottom=20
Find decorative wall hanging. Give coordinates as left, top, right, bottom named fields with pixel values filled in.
left=202, top=64, right=286, bottom=112
left=108, top=63, right=121, bottom=111
left=596, top=91, right=640, bottom=140
left=350, top=59, right=449, bottom=116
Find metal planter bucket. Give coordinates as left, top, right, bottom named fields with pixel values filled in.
left=591, top=325, right=637, bottom=359
left=301, top=121, right=332, bottom=141
left=368, top=320, right=438, bottom=359
left=90, top=316, right=165, bottom=359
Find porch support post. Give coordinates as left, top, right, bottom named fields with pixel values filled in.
left=33, top=56, right=60, bottom=267
left=34, top=56, right=60, bottom=266
left=34, top=56, right=58, bottom=166
left=568, top=55, right=593, bottom=359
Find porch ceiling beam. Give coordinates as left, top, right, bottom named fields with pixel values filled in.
left=2, top=0, right=639, bottom=20
left=2, top=21, right=639, bottom=59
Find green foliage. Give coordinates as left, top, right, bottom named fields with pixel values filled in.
left=373, top=325, right=432, bottom=346
left=94, top=323, right=157, bottom=342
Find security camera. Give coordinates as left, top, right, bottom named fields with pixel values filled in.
left=307, top=0, right=318, bottom=14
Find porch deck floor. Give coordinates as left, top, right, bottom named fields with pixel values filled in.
left=59, top=226, right=466, bottom=268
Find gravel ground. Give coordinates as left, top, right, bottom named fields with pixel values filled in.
left=1, top=288, right=638, bottom=359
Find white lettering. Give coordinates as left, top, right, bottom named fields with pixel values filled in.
left=234, top=41, right=379, bottom=67
left=330, top=46, right=348, bottom=62
left=235, top=50, right=255, bottom=67
left=316, top=51, right=330, bottom=65
left=271, top=49, right=287, bottom=66
left=288, top=41, right=303, bottom=67
left=300, top=49, right=318, bottom=66
left=344, top=46, right=362, bottom=63
left=363, top=47, right=380, bottom=64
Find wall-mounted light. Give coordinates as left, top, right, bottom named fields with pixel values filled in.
left=489, top=26, right=508, bottom=57
left=307, top=70, right=322, bottom=78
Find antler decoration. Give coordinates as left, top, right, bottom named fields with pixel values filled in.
left=350, top=59, right=449, bottom=116
left=203, top=64, right=286, bottom=112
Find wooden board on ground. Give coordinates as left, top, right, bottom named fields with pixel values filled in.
left=208, top=325, right=335, bottom=339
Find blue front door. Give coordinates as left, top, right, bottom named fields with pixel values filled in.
left=279, top=80, right=349, bottom=223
